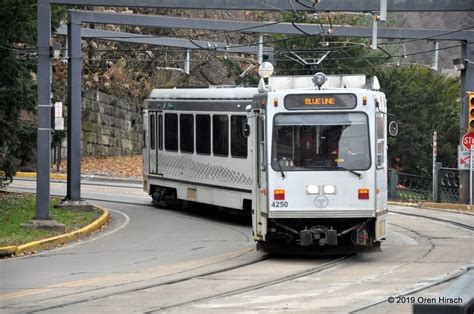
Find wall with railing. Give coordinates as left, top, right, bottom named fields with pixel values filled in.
left=388, top=164, right=460, bottom=203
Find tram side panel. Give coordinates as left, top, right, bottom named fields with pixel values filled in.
left=145, top=102, right=255, bottom=211
left=374, top=94, right=388, bottom=241
left=143, top=110, right=149, bottom=184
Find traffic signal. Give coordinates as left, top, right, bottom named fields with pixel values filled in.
left=468, top=92, right=474, bottom=133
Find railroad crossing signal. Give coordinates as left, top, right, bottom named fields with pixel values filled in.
left=467, top=92, right=474, bottom=133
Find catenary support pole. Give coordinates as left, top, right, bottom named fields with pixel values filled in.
left=35, top=1, right=52, bottom=219
left=66, top=14, right=82, bottom=201
left=432, top=131, right=437, bottom=201
left=432, top=41, right=439, bottom=70
left=258, top=34, right=263, bottom=64
left=184, top=49, right=190, bottom=75
left=470, top=148, right=473, bottom=205
left=371, top=14, right=378, bottom=50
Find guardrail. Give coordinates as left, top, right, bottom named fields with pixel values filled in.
left=413, top=268, right=474, bottom=313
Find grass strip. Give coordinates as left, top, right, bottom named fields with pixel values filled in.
left=0, top=192, right=102, bottom=247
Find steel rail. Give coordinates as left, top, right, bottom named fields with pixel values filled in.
left=27, top=250, right=268, bottom=313
left=350, top=210, right=474, bottom=313
left=144, top=255, right=353, bottom=313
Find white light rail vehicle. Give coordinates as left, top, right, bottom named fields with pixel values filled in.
left=143, top=67, right=394, bottom=252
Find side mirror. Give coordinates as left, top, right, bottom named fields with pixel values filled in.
left=389, top=121, right=398, bottom=137
left=243, top=124, right=251, bottom=137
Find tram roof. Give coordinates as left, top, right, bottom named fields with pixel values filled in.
left=148, top=87, right=258, bottom=100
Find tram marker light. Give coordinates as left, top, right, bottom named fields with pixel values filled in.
left=306, top=185, right=319, bottom=195
left=274, top=189, right=285, bottom=200
left=358, top=189, right=369, bottom=200
left=323, top=185, right=336, bottom=194
left=468, top=92, right=474, bottom=133
left=274, top=98, right=279, bottom=107
left=362, top=96, right=368, bottom=106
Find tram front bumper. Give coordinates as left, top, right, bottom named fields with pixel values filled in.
left=299, top=227, right=338, bottom=246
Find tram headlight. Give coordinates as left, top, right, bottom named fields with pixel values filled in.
left=306, top=185, right=319, bottom=195
left=258, top=62, right=274, bottom=79
left=323, top=185, right=336, bottom=194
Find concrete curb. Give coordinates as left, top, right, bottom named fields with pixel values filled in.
left=0, top=205, right=110, bottom=258
left=15, top=172, right=142, bottom=184
left=0, top=246, right=17, bottom=257
left=16, top=172, right=67, bottom=180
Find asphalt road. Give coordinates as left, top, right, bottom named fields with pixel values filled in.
left=1, top=179, right=255, bottom=308
left=1, top=178, right=473, bottom=313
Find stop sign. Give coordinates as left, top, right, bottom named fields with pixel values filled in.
left=462, top=133, right=474, bottom=150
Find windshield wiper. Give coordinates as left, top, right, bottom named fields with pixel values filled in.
left=303, top=165, right=362, bottom=179
left=275, top=160, right=287, bottom=179
left=337, top=166, right=362, bottom=179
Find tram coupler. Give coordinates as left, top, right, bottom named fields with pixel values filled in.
left=299, top=227, right=338, bottom=246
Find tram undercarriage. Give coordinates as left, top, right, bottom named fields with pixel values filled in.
left=264, top=218, right=379, bottom=247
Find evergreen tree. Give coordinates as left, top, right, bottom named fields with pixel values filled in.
left=376, top=66, right=460, bottom=174
left=0, top=0, right=65, bottom=181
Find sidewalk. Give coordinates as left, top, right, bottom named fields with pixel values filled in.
left=15, top=172, right=142, bottom=185
left=389, top=200, right=474, bottom=215
left=389, top=203, right=474, bottom=229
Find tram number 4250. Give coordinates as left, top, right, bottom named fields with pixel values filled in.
left=271, top=201, right=289, bottom=208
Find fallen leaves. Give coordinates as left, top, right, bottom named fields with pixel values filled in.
left=54, top=155, right=142, bottom=178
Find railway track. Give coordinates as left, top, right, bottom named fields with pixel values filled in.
left=144, top=255, right=353, bottom=313
left=350, top=209, right=474, bottom=313
left=4, top=184, right=354, bottom=313
left=3, top=248, right=264, bottom=312
left=4, top=182, right=472, bottom=312
left=26, top=254, right=352, bottom=313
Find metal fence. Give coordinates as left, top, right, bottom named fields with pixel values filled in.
left=388, top=167, right=460, bottom=203
left=391, top=171, right=433, bottom=202
left=437, top=168, right=460, bottom=203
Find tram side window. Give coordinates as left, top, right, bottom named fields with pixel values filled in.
left=231, top=115, right=248, bottom=158
left=150, top=114, right=156, bottom=150
left=376, top=113, right=385, bottom=168
left=213, top=115, right=229, bottom=157
left=165, top=113, right=178, bottom=151
left=158, top=115, right=163, bottom=150
left=180, top=114, right=194, bottom=153
left=196, top=115, right=211, bottom=155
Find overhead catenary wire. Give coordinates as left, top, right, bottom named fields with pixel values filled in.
left=392, top=41, right=473, bottom=58
left=54, top=25, right=474, bottom=60
left=378, top=25, right=474, bottom=46
left=8, top=6, right=473, bottom=68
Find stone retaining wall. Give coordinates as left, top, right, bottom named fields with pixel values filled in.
left=82, top=90, right=142, bottom=156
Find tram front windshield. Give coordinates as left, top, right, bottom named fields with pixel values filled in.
left=272, top=113, right=370, bottom=171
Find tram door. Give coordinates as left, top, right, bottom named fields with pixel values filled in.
left=149, top=112, right=158, bottom=174
left=253, top=111, right=268, bottom=239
